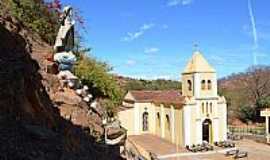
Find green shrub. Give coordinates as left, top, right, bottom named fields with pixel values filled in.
left=74, top=55, right=123, bottom=108
left=3, top=0, right=59, bottom=44
left=239, top=105, right=256, bottom=123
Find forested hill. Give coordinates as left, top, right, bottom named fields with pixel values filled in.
left=115, top=75, right=181, bottom=92
left=218, top=66, right=270, bottom=124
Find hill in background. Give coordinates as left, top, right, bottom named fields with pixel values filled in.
left=115, top=75, right=181, bottom=92
left=219, top=66, right=270, bottom=125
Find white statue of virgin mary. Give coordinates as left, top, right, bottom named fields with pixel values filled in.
left=54, top=6, right=75, bottom=52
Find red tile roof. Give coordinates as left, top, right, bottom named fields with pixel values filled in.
left=127, top=90, right=185, bottom=107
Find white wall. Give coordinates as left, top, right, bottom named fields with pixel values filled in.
left=195, top=119, right=202, bottom=144
left=183, top=105, right=191, bottom=146
left=171, top=105, right=175, bottom=143
left=213, top=117, right=219, bottom=142
left=134, top=103, right=140, bottom=135
left=194, top=73, right=201, bottom=98
left=118, top=108, right=135, bottom=135
left=219, top=102, right=228, bottom=141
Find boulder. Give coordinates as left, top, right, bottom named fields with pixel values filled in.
left=53, top=91, right=81, bottom=105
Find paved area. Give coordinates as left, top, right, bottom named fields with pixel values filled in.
left=127, top=134, right=270, bottom=160
left=128, top=134, right=186, bottom=156
left=233, top=139, right=270, bottom=160
left=162, top=154, right=231, bottom=160
left=158, top=148, right=234, bottom=160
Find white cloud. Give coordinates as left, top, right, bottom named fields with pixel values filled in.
left=122, top=23, right=155, bottom=42
left=140, top=23, right=155, bottom=30
left=182, top=0, right=193, bottom=5
left=122, top=32, right=144, bottom=41
left=162, top=24, right=169, bottom=29
left=124, top=74, right=177, bottom=80
left=152, top=75, right=175, bottom=80
left=144, top=47, right=160, bottom=54
left=167, top=0, right=194, bottom=7
left=125, top=59, right=137, bottom=66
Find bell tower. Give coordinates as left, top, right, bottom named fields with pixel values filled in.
left=181, top=51, right=217, bottom=99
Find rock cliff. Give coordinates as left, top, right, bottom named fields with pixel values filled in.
left=0, top=15, right=123, bottom=160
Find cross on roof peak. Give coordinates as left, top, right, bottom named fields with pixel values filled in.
left=192, top=42, right=200, bottom=52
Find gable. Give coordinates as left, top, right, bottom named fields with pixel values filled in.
left=124, top=91, right=136, bottom=101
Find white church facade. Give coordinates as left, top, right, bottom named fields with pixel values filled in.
left=118, top=51, right=227, bottom=146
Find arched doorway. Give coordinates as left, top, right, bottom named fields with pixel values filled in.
left=142, top=112, right=149, bottom=131
left=165, top=114, right=171, bottom=141
left=202, top=119, right=212, bottom=143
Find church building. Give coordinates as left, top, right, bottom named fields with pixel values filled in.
left=118, top=51, right=227, bottom=146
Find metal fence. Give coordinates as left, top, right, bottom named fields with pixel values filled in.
left=228, top=125, right=267, bottom=143
left=228, top=125, right=265, bottom=136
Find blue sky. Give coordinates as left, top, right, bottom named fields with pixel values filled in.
left=62, top=0, right=270, bottom=80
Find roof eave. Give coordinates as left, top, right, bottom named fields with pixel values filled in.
left=182, top=71, right=216, bottom=75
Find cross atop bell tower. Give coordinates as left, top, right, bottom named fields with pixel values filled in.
left=193, top=42, right=199, bottom=52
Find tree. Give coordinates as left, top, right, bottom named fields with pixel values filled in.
left=100, top=99, right=118, bottom=118
left=219, top=65, right=270, bottom=123
left=244, top=66, right=270, bottom=105
left=1, top=0, right=60, bottom=44
left=257, top=97, right=270, bottom=109
left=1, top=0, right=86, bottom=45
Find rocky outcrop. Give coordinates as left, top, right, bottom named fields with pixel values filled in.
left=0, top=15, right=124, bottom=160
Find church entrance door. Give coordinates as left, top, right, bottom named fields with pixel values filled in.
left=202, top=119, right=212, bottom=143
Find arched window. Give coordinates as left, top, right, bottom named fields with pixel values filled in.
left=157, top=113, right=161, bottom=127
left=201, top=80, right=206, bottom=90
left=206, top=102, right=209, bottom=114
left=210, top=103, right=213, bottom=113
left=165, top=115, right=170, bottom=131
left=187, top=80, right=192, bottom=91
left=142, top=112, right=149, bottom=131
left=207, top=80, right=212, bottom=90
left=202, top=102, right=205, bottom=114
